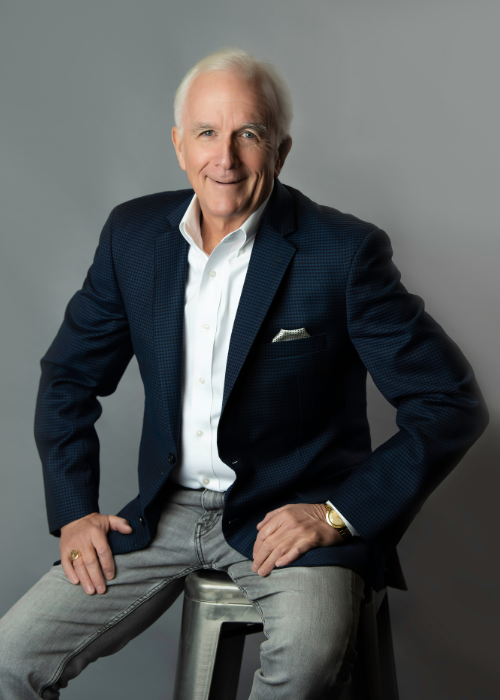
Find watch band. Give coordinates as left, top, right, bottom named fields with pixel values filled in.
left=324, top=503, right=353, bottom=541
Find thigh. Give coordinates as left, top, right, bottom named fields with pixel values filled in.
left=228, top=562, right=365, bottom=700
left=0, top=564, right=186, bottom=699
left=0, top=490, right=206, bottom=699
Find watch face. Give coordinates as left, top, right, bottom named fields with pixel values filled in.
left=326, top=507, right=344, bottom=528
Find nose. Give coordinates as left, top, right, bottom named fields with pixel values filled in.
left=215, top=135, right=239, bottom=170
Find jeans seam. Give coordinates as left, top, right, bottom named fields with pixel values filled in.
left=39, top=565, right=201, bottom=696
left=199, top=511, right=219, bottom=537
left=224, top=569, right=268, bottom=638
left=194, top=515, right=207, bottom=566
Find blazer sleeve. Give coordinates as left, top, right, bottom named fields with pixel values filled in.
left=34, top=210, right=135, bottom=536
left=328, top=227, right=489, bottom=556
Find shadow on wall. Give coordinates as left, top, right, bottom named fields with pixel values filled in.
left=391, top=426, right=500, bottom=700
left=366, top=374, right=499, bottom=699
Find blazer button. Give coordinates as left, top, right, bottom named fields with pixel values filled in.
left=168, top=453, right=175, bottom=464
left=139, top=516, right=145, bottom=525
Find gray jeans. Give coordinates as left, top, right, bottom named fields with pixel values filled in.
left=0, top=485, right=365, bottom=699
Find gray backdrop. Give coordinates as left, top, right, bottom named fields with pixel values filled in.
left=1, top=1, right=498, bottom=698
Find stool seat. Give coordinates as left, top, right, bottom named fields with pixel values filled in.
left=184, top=568, right=257, bottom=606
left=173, top=568, right=399, bottom=700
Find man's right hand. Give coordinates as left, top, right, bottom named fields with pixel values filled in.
left=60, top=513, right=133, bottom=595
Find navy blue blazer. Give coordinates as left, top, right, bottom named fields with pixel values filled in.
left=34, top=178, right=488, bottom=591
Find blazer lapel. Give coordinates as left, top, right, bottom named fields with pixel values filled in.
left=153, top=180, right=297, bottom=446
left=221, top=179, right=297, bottom=415
left=153, top=198, right=191, bottom=449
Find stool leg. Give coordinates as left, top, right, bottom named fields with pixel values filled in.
left=377, top=593, right=399, bottom=700
left=173, top=598, right=223, bottom=700
left=208, top=632, right=246, bottom=700
left=358, top=594, right=383, bottom=700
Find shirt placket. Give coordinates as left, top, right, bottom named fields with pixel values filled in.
left=191, top=244, right=226, bottom=488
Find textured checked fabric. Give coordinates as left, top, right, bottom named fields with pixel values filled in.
left=34, top=178, right=488, bottom=591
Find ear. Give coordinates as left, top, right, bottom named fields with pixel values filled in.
left=172, top=126, right=186, bottom=171
left=274, top=136, right=293, bottom=177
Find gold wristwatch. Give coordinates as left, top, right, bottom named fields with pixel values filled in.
left=324, top=503, right=353, bottom=541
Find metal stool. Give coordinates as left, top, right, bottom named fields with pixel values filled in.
left=173, top=569, right=399, bottom=700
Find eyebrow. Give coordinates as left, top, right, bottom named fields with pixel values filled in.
left=191, top=123, right=214, bottom=133
left=190, top=121, right=269, bottom=136
left=241, top=122, right=268, bottom=136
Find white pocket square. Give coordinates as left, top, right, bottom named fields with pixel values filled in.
left=272, top=328, right=311, bottom=343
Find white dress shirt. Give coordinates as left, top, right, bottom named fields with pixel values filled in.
left=169, top=181, right=359, bottom=537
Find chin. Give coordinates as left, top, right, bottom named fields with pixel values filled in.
left=207, top=197, right=248, bottom=219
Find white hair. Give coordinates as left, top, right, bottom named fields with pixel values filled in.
left=174, top=47, right=293, bottom=145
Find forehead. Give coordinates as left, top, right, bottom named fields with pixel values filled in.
left=183, top=70, right=271, bottom=126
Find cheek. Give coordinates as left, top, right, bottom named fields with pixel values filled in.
left=246, top=153, right=274, bottom=179
left=184, top=149, right=209, bottom=176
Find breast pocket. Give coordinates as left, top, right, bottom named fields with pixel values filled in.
left=257, top=333, right=327, bottom=360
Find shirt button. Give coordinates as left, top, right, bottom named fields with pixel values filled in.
left=203, top=324, right=210, bottom=331
left=196, top=430, right=203, bottom=437
left=209, top=270, right=217, bottom=278
left=199, top=377, right=205, bottom=384
left=168, top=453, right=175, bottom=464
left=139, top=516, right=145, bottom=525
left=203, top=477, right=210, bottom=485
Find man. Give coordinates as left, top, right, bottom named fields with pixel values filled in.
left=0, top=47, right=488, bottom=698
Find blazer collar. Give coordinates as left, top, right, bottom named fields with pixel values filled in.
left=165, top=177, right=296, bottom=237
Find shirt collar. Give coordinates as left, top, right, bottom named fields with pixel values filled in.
left=179, top=179, right=274, bottom=257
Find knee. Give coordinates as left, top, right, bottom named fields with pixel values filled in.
left=260, top=621, right=352, bottom=686
left=0, top=609, right=46, bottom=693
left=0, top=612, right=30, bottom=667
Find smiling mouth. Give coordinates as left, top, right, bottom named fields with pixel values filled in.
left=213, top=178, right=245, bottom=185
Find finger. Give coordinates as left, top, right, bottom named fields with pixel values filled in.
left=253, top=516, right=283, bottom=559
left=108, top=516, right=133, bottom=534
left=252, top=535, right=277, bottom=573
left=253, top=521, right=314, bottom=574
left=80, top=543, right=108, bottom=594
left=61, top=553, right=79, bottom=585
left=71, top=553, right=96, bottom=595
left=275, top=540, right=308, bottom=568
left=252, top=514, right=296, bottom=567
left=257, top=514, right=284, bottom=542
left=91, top=531, right=116, bottom=582
left=254, top=539, right=288, bottom=576
left=257, top=537, right=306, bottom=577
left=256, top=506, right=287, bottom=530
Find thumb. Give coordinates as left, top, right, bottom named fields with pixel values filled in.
left=108, top=515, right=133, bottom=533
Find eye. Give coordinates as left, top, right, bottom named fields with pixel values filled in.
left=242, top=131, right=256, bottom=139
left=201, top=130, right=214, bottom=137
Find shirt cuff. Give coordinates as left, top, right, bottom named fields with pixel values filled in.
left=326, top=501, right=360, bottom=537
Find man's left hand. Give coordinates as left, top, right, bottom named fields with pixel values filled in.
left=252, top=503, right=344, bottom=577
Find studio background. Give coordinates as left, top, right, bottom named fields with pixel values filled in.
left=1, top=1, right=498, bottom=698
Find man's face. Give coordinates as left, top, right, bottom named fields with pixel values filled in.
left=172, top=70, right=292, bottom=231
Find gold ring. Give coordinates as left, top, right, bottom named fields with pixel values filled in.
left=70, top=550, right=81, bottom=562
